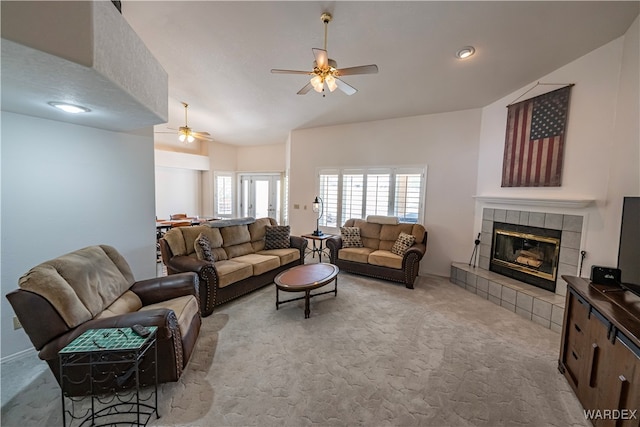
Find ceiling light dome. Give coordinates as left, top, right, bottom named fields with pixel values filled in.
left=48, top=102, right=91, bottom=113
left=456, top=46, right=476, bottom=59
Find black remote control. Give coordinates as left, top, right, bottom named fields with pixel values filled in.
left=131, top=324, right=150, bottom=338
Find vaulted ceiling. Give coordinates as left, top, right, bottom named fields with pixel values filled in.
left=122, top=1, right=639, bottom=146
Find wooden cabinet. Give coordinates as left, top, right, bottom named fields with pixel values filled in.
left=559, top=276, right=640, bottom=427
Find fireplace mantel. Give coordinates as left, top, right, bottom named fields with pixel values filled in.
left=474, top=195, right=595, bottom=209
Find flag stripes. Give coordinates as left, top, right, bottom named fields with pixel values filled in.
left=501, top=86, right=571, bottom=187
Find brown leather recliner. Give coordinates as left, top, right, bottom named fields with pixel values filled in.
left=6, top=245, right=201, bottom=396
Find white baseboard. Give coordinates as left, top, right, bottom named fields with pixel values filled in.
left=0, top=347, right=37, bottom=364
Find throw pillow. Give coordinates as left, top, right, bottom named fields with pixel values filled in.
left=264, top=225, right=290, bottom=250
left=194, top=233, right=216, bottom=263
left=391, top=232, right=416, bottom=256
left=340, top=226, right=364, bottom=248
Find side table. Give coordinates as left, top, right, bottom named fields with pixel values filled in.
left=301, top=233, right=334, bottom=263
left=59, top=326, right=159, bottom=426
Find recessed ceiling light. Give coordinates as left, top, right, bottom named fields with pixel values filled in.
left=48, top=102, right=91, bottom=114
left=456, top=46, right=476, bottom=60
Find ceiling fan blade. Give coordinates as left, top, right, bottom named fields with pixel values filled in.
left=193, top=131, right=212, bottom=140
left=297, top=82, right=313, bottom=95
left=336, top=64, right=379, bottom=76
left=312, top=48, right=328, bottom=68
left=271, top=69, right=312, bottom=75
left=335, top=78, right=357, bottom=96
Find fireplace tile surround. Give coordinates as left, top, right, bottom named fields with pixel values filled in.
left=450, top=207, right=584, bottom=333
left=450, top=262, right=566, bottom=332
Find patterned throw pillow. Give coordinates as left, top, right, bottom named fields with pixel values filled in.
left=391, top=232, right=416, bottom=256
left=264, top=225, right=290, bottom=250
left=194, top=233, right=216, bottom=263
left=340, top=226, right=364, bottom=248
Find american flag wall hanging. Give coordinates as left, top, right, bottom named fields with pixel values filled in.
left=501, top=85, right=573, bottom=187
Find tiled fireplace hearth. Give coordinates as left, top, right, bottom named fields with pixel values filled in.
left=451, top=206, right=585, bottom=333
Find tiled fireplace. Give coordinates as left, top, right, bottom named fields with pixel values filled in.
left=451, top=206, right=585, bottom=333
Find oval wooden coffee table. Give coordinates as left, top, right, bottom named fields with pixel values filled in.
left=274, top=263, right=339, bottom=319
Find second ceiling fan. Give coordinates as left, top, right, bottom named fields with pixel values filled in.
left=156, top=102, right=213, bottom=143
left=271, top=13, right=378, bottom=96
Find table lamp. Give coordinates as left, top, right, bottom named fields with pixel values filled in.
left=312, top=196, right=324, bottom=236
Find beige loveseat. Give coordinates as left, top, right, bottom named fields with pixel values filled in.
left=326, top=217, right=428, bottom=288
left=6, top=245, right=201, bottom=396
left=159, top=217, right=307, bottom=316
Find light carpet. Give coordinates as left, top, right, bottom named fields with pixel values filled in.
left=1, top=272, right=589, bottom=427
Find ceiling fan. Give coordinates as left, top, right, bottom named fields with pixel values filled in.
left=155, top=102, right=213, bottom=143
left=271, top=13, right=378, bottom=96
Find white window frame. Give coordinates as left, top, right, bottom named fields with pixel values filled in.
left=214, top=171, right=235, bottom=218
left=317, top=166, right=426, bottom=233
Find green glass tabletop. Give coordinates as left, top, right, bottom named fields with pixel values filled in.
left=60, top=327, right=157, bottom=354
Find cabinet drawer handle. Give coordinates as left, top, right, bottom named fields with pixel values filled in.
left=574, top=323, right=581, bottom=333
left=572, top=351, right=578, bottom=360
left=588, top=343, right=599, bottom=387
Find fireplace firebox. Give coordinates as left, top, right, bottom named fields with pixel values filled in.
left=490, top=222, right=561, bottom=292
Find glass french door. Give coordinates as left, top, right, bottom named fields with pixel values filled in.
left=239, top=174, right=281, bottom=222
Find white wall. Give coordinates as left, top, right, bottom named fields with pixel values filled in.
left=236, top=143, right=286, bottom=172
left=154, top=166, right=201, bottom=219
left=475, top=19, right=639, bottom=275
left=1, top=112, right=157, bottom=359
left=289, top=109, right=482, bottom=277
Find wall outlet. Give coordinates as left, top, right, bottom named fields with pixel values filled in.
left=13, top=316, right=22, bottom=330
left=293, top=204, right=300, bottom=209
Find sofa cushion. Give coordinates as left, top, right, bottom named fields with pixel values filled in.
left=94, top=290, right=143, bottom=320
left=232, top=254, right=281, bottom=276
left=194, top=233, right=216, bottom=263
left=258, top=248, right=300, bottom=266
left=338, top=247, right=375, bottom=263
left=248, top=217, right=274, bottom=242
left=221, top=225, right=251, bottom=247
left=340, top=227, right=364, bottom=248
left=18, top=245, right=134, bottom=328
left=391, top=232, right=416, bottom=256
left=366, top=215, right=399, bottom=225
left=351, top=219, right=381, bottom=249
left=225, top=242, right=255, bottom=259
left=213, top=260, right=253, bottom=288
left=140, top=295, right=199, bottom=340
left=264, top=225, right=290, bottom=250
left=368, top=250, right=403, bottom=269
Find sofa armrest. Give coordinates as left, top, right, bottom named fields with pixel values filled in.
left=326, top=236, right=343, bottom=264
left=39, top=308, right=179, bottom=360
left=289, top=235, right=308, bottom=262
left=403, top=243, right=426, bottom=261
left=164, top=255, right=217, bottom=317
left=131, top=272, right=199, bottom=306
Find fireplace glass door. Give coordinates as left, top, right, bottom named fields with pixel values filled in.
left=490, top=223, right=561, bottom=291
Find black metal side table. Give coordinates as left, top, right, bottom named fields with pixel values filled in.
left=301, top=233, right=334, bottom=263
left=59, top=326, right=159, bottom=426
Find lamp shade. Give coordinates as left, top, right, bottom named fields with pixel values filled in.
left=325, top=75, right=337, bottom=92
left=310, top=75, right=324, bottom=92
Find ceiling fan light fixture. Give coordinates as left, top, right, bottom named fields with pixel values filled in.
left=310, top=75, right=324, bottom=92
left=178, top=127, right=195, bottom=144
left=325, top=74, right=338, bottom=92
left=456, top=46, right=476, bottom=59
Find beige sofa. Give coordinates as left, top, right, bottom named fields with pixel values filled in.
left=326, top=217, right=427, bottom=288
left=159, top=217, right=307, bottom=316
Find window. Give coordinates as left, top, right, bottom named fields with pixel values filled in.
left=214, top=172, right=234, bottom=218
left=318, top=167, right=425, bottom=228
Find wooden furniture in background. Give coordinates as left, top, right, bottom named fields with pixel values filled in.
left=559, top=276, right=640, bottom=426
